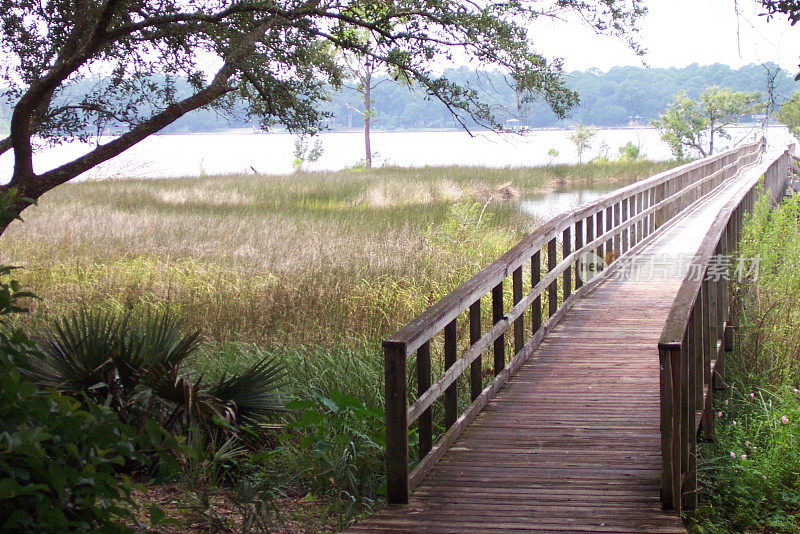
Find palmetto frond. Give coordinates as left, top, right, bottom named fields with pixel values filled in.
left=208, top=354, right=287, bottom=424
left=31, top=309, right=124, bottom=396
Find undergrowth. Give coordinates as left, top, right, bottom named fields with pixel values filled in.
left=687, top=192, right=800, bottom=533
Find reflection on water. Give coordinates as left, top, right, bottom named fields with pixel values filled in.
left=519, top=179, right=638, bottom=220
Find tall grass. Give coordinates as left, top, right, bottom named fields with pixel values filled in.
left=688, top=192, right=800, bottom=533
left=2, top=161, right=676, bottom=349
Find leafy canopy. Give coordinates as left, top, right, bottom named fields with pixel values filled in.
left=652, top=87, right=765, bottom=158
left=777, top=91, right=800, bottom=138
left=0, top=0, right=644, bottom=228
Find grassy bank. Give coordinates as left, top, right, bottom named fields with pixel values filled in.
left=1, top=160, right=681, bottom=531
left=688, top=192, right=800, bottom=533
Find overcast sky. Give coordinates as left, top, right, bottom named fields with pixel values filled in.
left=533, top=0, right=800, bottom=72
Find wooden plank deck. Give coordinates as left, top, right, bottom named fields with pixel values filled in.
left=347, top=166, right=764, bottom=533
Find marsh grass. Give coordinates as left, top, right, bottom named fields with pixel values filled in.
left=2, top=160, right=676, bottom=349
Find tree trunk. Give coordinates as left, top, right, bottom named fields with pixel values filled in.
left=364, top=67, right=372, bottom=169
left=708, top=120, right=715, bottom=156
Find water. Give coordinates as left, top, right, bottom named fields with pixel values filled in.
left=519, top=184, right=630, bottom=220
left=0, top=125, right=794, bottom=181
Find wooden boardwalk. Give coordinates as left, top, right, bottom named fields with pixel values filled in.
left=347, top=146, right=791, bottom=533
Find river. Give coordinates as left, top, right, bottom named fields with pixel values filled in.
left=0, top=125, right=795, bottom=181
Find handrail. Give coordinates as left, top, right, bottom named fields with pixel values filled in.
left=657, top=145, right=793, bottom=514
left=384, top=139, right=765, bottom=504
left=406, top=149, right=758, bottom=429
left=386, top=141, right=762, bottom=353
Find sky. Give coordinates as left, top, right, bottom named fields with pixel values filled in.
left=532, top=0, right=800, bottom=73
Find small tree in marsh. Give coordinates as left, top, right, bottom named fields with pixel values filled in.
left=569, top=123, right=596, bottom=163
left=0, top=0, right=647, bottom=231
left=652, top=87, right=765, bottom=158
left=293, top=135, right=325, bottom=172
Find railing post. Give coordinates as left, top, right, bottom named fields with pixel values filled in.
left=613, top=202, right=621, bottom=256
left=575, top=219, right=584, bottom=289
left=605, top=205, right=613, bottom=262
left=547, top=238, right=558, bottom=316
left=385, top=341, right=409, bottom=504
left=660, top=343, right=680, bottom=511
left=532, top=251, right=541, bottom=333
left=699, top=285, right=716, bottom=442
left=595, top=210, right=604, bottom=262
left=632, top=194, right=639, bottom=247
left=444, top=319, right=458, bottom=429
left=562, top=227, right=572, bottom=300
left=469, top=301, right=482, bottom=402
left=621, top=198, right=629, bottom=253
left=513, top=267, right=525, bottom=354
left=417, top=341, right=432, bottom=458
left=492, top=282, right=505, bottom=375
left=684, top=320, right=698, bottom=510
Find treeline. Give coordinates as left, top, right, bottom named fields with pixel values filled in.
left=1, top=63, right=795, bottom=135
left=326, top=62, right=796, bottom=130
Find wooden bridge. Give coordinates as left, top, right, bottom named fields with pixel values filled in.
left=347, top=139, right=795, bottom=533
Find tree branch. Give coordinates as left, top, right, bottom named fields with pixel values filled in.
left=25, top=69, right=236, bottom=196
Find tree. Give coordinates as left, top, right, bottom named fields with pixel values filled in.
left=547, top=148, right=559, bottom=165
left=293, top=134, right=325, bottom=172
left=652, top=87, right=765, bottom=158
left=569, top=123, right=596, bottom=163
left=0, top=0, right=646, bottom=231
left=618, top=141, right=642, bottom=161
left=339, top=27, right=405, bottom=169
left=760, top=1, right=800, bottom=25
left=777, top=92, right=800, bottom=138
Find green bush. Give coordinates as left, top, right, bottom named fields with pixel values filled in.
left=0, top=263, right=140, bottom=531
left=286, top=391, right=385, bottom=527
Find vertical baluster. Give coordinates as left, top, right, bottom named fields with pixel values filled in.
left=575, top=219, right=584, bottom=289
left=469, top=301, right=482, bottom=402
left=385, top=341, right=409, bottom=504
left=621, top=198, right=629, bottom=253
left=613, top=202, right=621, bottom=256
left=444, top=319, right=458, bottom=429
left=417, top=341, right=432, bottom=458
left=547, top=237, right=558, bottom=316
left=563, top=227, right=572, bottom=299
left=596, top=210, right=604, bottom=262
left=492, top=282, right=505, bottom=375
left=685, top=314, right=698, bottom=510
left=513, top=267, right=524, bottom=354
left=532, top=251, right=541, bottom=333
left=631, top=194, right=639, bottom=248
left=672, top=341, right=684, bottom=513
left=606, top=205, right=613, bottom=263
left=700, top=285, right=715, bottom=441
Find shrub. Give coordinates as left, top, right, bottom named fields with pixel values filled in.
left=29, top=308, right=287, bottom=439
left=0, top=263, right=141, bottom=531
left=286, top=391, right=385, bottom=527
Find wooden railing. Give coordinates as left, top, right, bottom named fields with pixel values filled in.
left=384, top=139, right=765, bottom=504
left=657, top=144, right=793, bottom=513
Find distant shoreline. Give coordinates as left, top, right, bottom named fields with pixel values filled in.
left=156, top=123, right=777, bottom=136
